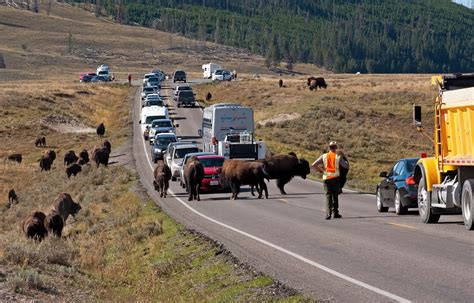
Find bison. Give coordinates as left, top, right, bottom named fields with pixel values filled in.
left=307, top=77, right=327, bottom=91
left=96, top=122, right=105, bottom=138
left=66, top=163, right=82, bottom=178
left=78, top=149, right=89, bottom=165
left=258, top=153, right=310, bottom=195
left=153, top=161, right=172, bottom=198
left=44, top=211, right=64, bottom=237
left=22, top=211, right=48, bottom=241
left=205, top=92, right=212, bottom=101
left=7, top=153, right=22, bottom=164
left=50, top=193, right=81, bottom=223
left=39, top=154, right=53, bottom=171
left=44, top=150, right=57, bottom=163
left=34, top=136, right=46, bottom=147
left=278, top=79, right=283, bottom=88
left=92, top=147, right=109, bottom=167
left=338, top=151, right=349, bottom=193
left=220, top=160, right=268, bottom=200
left=64, top=151, right=78, bottom=166
left=102, top=140, right=111, bottom=154
left=8, top=189, right=18, bottom=207
left=184, top=157, right=204, bottom=201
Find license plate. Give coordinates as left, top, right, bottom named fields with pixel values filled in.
left=210, top=181, right=219, bottom=186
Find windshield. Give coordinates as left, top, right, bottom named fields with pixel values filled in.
left=145, top=115, right=165, bottom=124
left=178, top=86, right=191, bottom=91
left=214, top=70, right=223, bottom=75
left=152, top=121, right=172, bottom=128
left=148, top=77, right=159, bottom=82
left=98, top=71, right=108, bottom=75
left=175, top=148, right=199, bottom=159
left=175, top=71, right=185, bottom=76
left=144, top=87, right=155, bottom=92
left=199, top=158, right=224, bottom=167
left=155, top=136, right=176, bottom=147
left=180, top=91, right=194, bottom=97
left=146, top=100, right=163, bottom=107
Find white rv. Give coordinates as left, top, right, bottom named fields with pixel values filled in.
left=202, top=63, right=222, bottom=79
left=199, top=103, right=266, bottom=160
left=140, top=106, right=170, bottom=140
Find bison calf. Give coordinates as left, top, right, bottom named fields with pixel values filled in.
left=66, top=163, right=82, bottom=178
left=44, top=211, right=64, bottom=237
left=50, top=193, right=81, bottom=223
left=153, top=161, right=172, bottom=198
left=22, top=211, right=48, bottom=241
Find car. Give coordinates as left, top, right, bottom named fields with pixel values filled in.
left=376, top=157, right=420, bottom=215
left=173, top=85, right=192, bottom=98
left=143, top=98, right=165, bottom=108
left=143, top=73, right=155, bottom=84
left=151, top=133, right=178, bottom=163
left=212, top=70, right=232, bottom=81
left=140, top=106, right=170, bottom=140
left=97, top=75, right=109, bottom=82
left=148, top=119, right=178, bottom=144
left=173, top=70, right=187, bottom=83
left=176, top=90, right=196, bottom=108
left=146, top=77, right=161, bottom=89
left=165, top=143, right=199, bottom=181
left=151, top=70, right=166, bottom=82
left=80, top=74, right=93, bottom=82
left=179, top=154, right=224, bottom=191
left=141, top=86, right=157, bottom=100
left=142, top=94, right=163, bottom=107
left=222, top=70, right=232, bottom=81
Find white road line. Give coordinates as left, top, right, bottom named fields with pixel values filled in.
left=139, top=85, right=411, bottom=303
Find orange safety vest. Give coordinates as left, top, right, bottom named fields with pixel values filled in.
left=322, top=151, right=341, bottom=180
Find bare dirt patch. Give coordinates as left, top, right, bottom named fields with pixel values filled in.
left=258, top=113, right=301, bottom=127
left=41, top=114, right=95, bottom=134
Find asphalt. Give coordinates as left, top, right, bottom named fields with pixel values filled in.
left=132, top=79, right=474, bottom=303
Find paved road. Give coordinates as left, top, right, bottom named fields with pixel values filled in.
left=132, top=79, right=474, bottom=302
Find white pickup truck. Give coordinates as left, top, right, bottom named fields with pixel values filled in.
left=217, top=131, right=266, bottom=160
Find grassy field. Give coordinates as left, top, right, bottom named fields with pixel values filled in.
left=194, top=74, right=436, bottom=192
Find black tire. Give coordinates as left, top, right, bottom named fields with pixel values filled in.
left=461, top=179, right=474, bottom=230
left=394, top=189, right=407, bottom=215
left=376, top=188, right=388, bottom=212
left=418, top=173, right=440, bottom=223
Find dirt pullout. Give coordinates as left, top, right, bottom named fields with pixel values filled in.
left=41, top=114, right=95, bottom=134
left=258, top=113, right=301, bottom=127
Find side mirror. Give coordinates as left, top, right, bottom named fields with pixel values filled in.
left=198, top=129, right=202, bottom=137
left=379, top=171, right=388, bottom=178
left=413, top=104, right=422, bottom=127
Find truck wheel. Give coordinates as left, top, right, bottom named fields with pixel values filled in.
left=376, top=188, right=388, bottom=212
left=461, top=180, right=474, bottom=230
left=418, top=174, right=440, bottom=223
left=394, top=189, right=407, bottom=215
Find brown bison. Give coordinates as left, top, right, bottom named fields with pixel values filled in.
left=39, top=154, right=53, bottom=171
left=8, top=189, right=18, bottom=207
left=34, top=136, right=46, bottom=147
left=205, top=92, right=212, bottom=101
left=279, top=79, right=283, bottom=88
left=307, top=77, right=327, bottom=91
left=338, top=151, right=349, bottom=193
left=184, top=157, right=205, bottom=201
left=96, top=122, right=105, bottom=138
left=220, top=160, right=268, bottom=200
left=66, top=163, right=82, bottom=178
left=64, top=150, right=78, bottom=166
left=153, top=161, right=172, bottom=198
left=22, top=211, right=48, bottom=241
left=78, top=149, right=89, bottom=165
left=44, top=211, right=64, bottom=237
left=50, top=193, right=81, bottom=223
left=258, top=153, right=310, bottom=195
left=102, top=140, right=111, bottom=154
left=7, top=153, right=22, bottom=164
left=45, top=150, right=57, bottom=163
left=92, top=147, right=109, bottom=167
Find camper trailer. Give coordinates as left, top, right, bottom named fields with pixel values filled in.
left=202, top=63, right=222, bottom=79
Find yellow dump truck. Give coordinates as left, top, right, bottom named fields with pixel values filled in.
left=413, top=74, right=474, bottom=230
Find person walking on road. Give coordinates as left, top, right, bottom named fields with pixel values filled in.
left=128, top=73, right=132, bottom=86
left=312, top=141, right=349, bottom=220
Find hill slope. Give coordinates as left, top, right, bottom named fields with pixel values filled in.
left=76, top=0, right=474, bottom=73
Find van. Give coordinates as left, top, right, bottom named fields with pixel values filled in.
left=202, top=63, right=222, bottom=79
left=140, top=106, right=170, bottom=140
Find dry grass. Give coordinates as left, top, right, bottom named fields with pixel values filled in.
left=194, top=74, right=436, bottom=192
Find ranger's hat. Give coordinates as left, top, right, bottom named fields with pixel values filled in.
left=328, top=141, right=338, bottom=147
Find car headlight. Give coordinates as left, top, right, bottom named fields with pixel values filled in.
left=154, top=148, right=161, bottom=153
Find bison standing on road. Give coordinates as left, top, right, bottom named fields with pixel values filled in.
left=66, top=163, right=82, bottom=178
left=78, top=149, right=89, bottom=165
left=153, top=161, right=172, bottom=198
left=220, top=160, right=268, bottom=200
left=50, top=193, right=81, bottom=223
left=64, top=151, right=78, bottom=166
left=96, top=122, right=105, bottom=138
left=307, top=77, right=327, bottom=91
left=34, top=136, right=46, bottom=147
left=258, top=153, right=310, bottom=195
left=22, top=211, right=48, bottom=241
left=44, top=211, right=64, bottom=237
left=184, top=157, right=205, bottom=201
left=7, top=153, right=22, bottom=164
left=92, top=147, right=109, bottom=167
left=8, top=189, right=18, bottom=207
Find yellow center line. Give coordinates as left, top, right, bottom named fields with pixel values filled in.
left=387, top=222, right=417, bottom=229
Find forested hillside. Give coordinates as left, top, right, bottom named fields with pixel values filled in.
left=77, top=0, right=473, bottom=73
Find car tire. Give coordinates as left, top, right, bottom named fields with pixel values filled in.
left=376, top=188, right=388, bottom=212
left=461, top=179, right=474, bottom=230
left=394, top=189, right=407, bottom=215
left=418, top=173, right=440, bottom=223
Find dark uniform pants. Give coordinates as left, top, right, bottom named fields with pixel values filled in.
left=323, top=177, right=340, bottom=216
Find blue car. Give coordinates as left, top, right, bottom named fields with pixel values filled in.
left=376, top=157, right=420, bottom=215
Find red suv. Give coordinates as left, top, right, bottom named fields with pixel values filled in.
left=196, top=155, right=225, bottom=192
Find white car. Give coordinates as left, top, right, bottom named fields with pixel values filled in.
left=143, top=73, right=156, bottom=85
left=142, top=93, right=163, bottom=107
left=212, top=70, right=232, bottom=81
left=165, top=144, right=200, bottom=181
left=141, top=86, right=157, bottom=100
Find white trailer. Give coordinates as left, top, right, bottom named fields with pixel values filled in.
left=202, top=63, right=222, bottom=79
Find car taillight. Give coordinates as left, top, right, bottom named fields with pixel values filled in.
left=212, top=136, right=218, bottom=145
left=406, top=176, right=415, bottom=185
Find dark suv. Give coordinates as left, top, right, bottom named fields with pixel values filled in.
left=176, top=90, right=196, bottom=108
left=173, top=70, right=186, bottom=83
left=151, top=133, right=177, bottom=163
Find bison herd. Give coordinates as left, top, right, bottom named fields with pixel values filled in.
left=152, top=152, right=310, bottom=202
